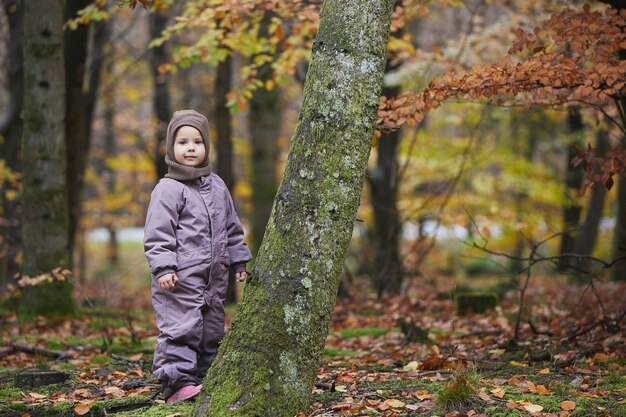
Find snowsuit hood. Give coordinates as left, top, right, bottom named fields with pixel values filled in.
left=165, top=109, right=212, bottom=181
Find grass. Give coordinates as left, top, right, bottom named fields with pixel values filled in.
left=436, top=371, right=480, bottom=412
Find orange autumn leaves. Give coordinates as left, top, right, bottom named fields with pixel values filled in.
left=377, top=5, right=626, bottom=133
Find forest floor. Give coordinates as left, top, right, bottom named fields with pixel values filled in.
left=0, top=274, right=625, bottom=417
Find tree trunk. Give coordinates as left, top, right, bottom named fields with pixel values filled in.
left=149, top=7, right=170, bottom=180
left=612, top=131, right=626, bottom=281
left=248, top=12, right=281, bottom=254
left=215, top=55, right=239, bottom=304
left=558, top=106, right=584, bottom=271
left=573, top=123, right=609, bottom=273
left=367, top=83, right=402, bottom=297
left=65, top=0, right=91, bottom=259
left=21, top=0, right=73, bottom=315
left=103, top=69, right=118, bottom=266
left=192, top=1, right=394, bottom=415
left=0, top=0, right=23, bottom=287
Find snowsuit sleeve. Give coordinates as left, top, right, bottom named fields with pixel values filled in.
left=224, top=191, right=252, bottom=265
left=144, top=181, right=182, bottom=277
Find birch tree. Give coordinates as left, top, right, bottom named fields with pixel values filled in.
left=192, top=0, right=394, bottom=415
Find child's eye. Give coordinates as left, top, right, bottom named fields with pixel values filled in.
left=176, top=139, right=187, bottom=145
left=194, top=139, right=204, bottom=145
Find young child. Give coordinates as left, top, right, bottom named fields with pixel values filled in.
left=144, top=109, right=251, bottom=404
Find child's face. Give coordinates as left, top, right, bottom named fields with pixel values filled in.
left=174, top=125, right=206, bottom=167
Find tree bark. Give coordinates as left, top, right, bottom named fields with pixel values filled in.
left=367, top=82, right=402, bottom=297
left=149, top=7, right=170, bottom=180
left=558, top=106, right=584, bottom=271
left=612, top=133, right=626, bottom=281
left=192, top=0, right=394, bottom=415
left=21, top=0, right=73, bottom=315
left=215, top=55, right=239, bottom=304
left=248, top=13, right=281, bottom=255
left=65, top=0, right=91, bottom=259
left=573, top=123, right=608, bottom=273
left=0, top=0, right=23, bottom=286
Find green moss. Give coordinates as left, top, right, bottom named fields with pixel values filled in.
left=600, top=370, right=626, bottom=390
left=455, top=292, right=499, bottom=314
left=338, top=327, right=391, bottom=338
left=0, top=387, right=22, bottom=401
left=323, top=348, right=361, bottom=357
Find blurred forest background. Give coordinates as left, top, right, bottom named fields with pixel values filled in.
left=0, top=0, right=625, bottom=315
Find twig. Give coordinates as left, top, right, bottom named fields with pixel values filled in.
left=9, top=342, right=72, bottom=360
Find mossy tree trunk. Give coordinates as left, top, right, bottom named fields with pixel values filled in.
left=192, top=1, right=393, bottom=416
left=21, top=0, right=73, bottom=315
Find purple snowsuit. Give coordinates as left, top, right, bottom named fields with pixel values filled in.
left=144, top=173, right=251, bottom=397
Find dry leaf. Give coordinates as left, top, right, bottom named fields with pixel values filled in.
left=537, top=368, right=550, bottom=374
left=561, top=400, right=576, bottom=411
left=491, top=387, right=506, bottom=398
left=536, top=385, right=550, bottom=395
left=74, top=404, right=91, bottom=415
left=28, top=393, right=46, bottom=399
left=384, top=398, right=405, bottom=408
left=523, top=402, right=544, bottom=413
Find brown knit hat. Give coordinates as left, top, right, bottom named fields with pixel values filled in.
left=164, top=110, right=212, bottom=181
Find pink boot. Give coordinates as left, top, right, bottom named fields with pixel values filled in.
left=166, top=384, right=203, bottom=404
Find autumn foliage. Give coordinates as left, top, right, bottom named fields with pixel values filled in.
left=377, top=4, right=626, bottom=191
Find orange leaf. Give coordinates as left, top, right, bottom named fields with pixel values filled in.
left=74, top=404, right=91, bottom=415
left=561, top=400, right=576, bottom=411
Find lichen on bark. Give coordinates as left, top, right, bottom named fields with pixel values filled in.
left=190, top=1, right=394, bottom=416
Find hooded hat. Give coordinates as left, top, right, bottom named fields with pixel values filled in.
left=164, top=110, right=212, bottom=181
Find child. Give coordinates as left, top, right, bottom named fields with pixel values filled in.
left=144, top=109, right=251, bottom=404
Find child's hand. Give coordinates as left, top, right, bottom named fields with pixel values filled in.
left=235, top=271, right=247, bottom=283
left=157, top=273, right=178, bottom=290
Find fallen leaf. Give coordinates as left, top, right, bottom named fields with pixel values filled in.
left=104, top=386, right=125, bottom=397
left=384, top=398, right=405, bottom=408
left=536, top=385, right=550, bottom=395
left=561, top=400, right=576, bottom=411
left=403, top=361, right=419, bottom=371
left=74, top=404, right=91, bottom=415
left=165, top=413, right=182, bottom=417
left=491, top=387, right=506, bottom=398
left=28, top=393, right=46, bottom=399
left=523, top=402, right=544, bottom=413
left=510, top=360, right=526, bottom=367
left=537, top=368, right=550, bottom=374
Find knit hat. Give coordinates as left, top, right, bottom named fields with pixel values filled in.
left=164, top=110, right=212, bottom=181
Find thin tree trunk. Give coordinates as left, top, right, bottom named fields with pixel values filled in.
left=558, top=106, right=584, bottom=271
left=103, top=67, right=118, bottom=266
left=65, top=0, right=91, bottom=259
left=0, top=0, right=23, bottom=287
left=21, top=0, right=73, bottom=315
left=149, top=7, right=170, bottom=179
left=573, top=123, right=609, bottom=273
left=192, top=1, right=394, bottom=415
left=612, top=132, right=626, bottom=281
left=215, top=55, right=238, bottom=304
left=248, top=12, right=281, bottom=254
left=367, top=82, right=402, bottom=297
